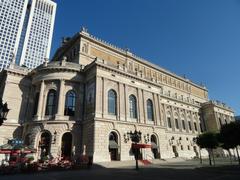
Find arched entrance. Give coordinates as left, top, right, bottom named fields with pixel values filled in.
left=39, top=132, right=51, bottom=159
left=61, top=132, right=72, bottom=159
left=108, top=132, right=120, bottom=161
left=151, top=135, right=159, bottom=159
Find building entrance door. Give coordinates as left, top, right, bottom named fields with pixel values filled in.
left=109, top=148, right=118, bottom=160
left=109, top=132, right=120, bottom=161
left=39, top=132, right=51, bottom=160
left=151, top=135, right=159, bottom=159
left=61, top=132, right=72, bottom=159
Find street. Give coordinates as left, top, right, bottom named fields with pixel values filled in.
left=1, top=159, right=240, bottom=180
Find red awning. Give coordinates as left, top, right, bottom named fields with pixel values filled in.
left=0, top=149, right=36, bottom=154
left=132, top=143, right=152, bottom=149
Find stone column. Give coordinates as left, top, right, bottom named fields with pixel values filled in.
left=170, top=106, right=175, bottom=131
left=161, top=103, right=167, bottom=127
left=95, top=77, right=103, bottom=118
left=137, top=88, right=141, bottom=123
left=102, top=78, right=106, bottom=118
left=117, top=82, right=121, bottom=121
left=153, top=93, right=160, bottom=126
left=177, top=108, right=183, bottom=132
left=56, top=79, right=65, bottom=119
left=137, top=88, right=144, bottom=124
left=36, top=80, right=45, bottom=120
left=119, top=83, right=125, bottom=121
left=184, top=109, right=190, bottom=133
left=124, top=84, right=128, bottom=121
left=190, top=111, right=195, bottom=134
left=196, top=114, right=201, bottom=134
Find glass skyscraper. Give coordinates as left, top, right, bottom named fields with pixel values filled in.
left=0, top=0, right=56, bottom=70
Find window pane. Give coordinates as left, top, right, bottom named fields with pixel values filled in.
left=129, top=95, right=137, bottom=118
left=65, top=90, right=76, bottom=116
left=188, top=121, right=192, bottom=131
left=108, top=90, right=117, bottom=115
left=175, top=119, right=179, bottom=129
left=45, top=89, right=56, bottom=115
left=194, top=122, right=197, bottom=131
left=167, top=117, right=172, bottom=128
left=147, top=99, right=154, bottom=121
left=182, top=120, right=186, bottom=130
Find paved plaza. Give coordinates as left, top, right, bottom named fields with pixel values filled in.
left=1, top=158, right=240, bottom=180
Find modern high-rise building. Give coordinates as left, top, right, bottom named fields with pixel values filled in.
left=0, top=0, right=56, bottom=70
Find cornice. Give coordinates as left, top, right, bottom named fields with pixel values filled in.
left=93, top=59, right=207, bottom=101
left=79, top=31, right=207, bottom=91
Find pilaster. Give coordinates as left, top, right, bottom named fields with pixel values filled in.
left=36, top=80, right=45, bottom=120
left=56, top=79, right=65, bottom=119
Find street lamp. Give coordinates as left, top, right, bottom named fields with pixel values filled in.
left=125, top=130, right=142, bottom=170
left=0, top=98, right=10, bottom=126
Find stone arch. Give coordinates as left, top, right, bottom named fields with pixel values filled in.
left=174, top=112, right=179, bottom=118
left=61, top=132, right=73, bottom=159
left=166, top=111, right=171, bottom=117
left=38, top=130, right=52, bottom=159
left=150, top=133, right=160, bottom=159
left=108, top=129, right=121, bottom=161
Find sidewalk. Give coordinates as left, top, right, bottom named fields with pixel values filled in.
left=95, top=157, right=187, bottom=168
left=95, top=157, right=239, bottom=169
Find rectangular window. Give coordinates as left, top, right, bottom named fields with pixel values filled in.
left=188, top=121, right=192, bottom=131
left=167, top=117, right=172, bottom=128
left=175, top=119, right=179, bottom=129
left=194, top=122, right=197, bottom=131
left=182, top=120, right=186, bottom=130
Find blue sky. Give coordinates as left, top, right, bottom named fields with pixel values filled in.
left=51, top=0, right=240, bottom=115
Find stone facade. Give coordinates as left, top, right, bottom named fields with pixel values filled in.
left=0, top=29, right=235, bottom=162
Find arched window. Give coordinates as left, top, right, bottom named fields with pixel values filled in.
left=64, top=90, right=76, bottom=116
left=108, top=89, right=117, bottom=115
left=45, top=89, right=57, bottom=115
left=129, top=95, right=137, bottom=119
left=147, top=99, right=154, bottom=121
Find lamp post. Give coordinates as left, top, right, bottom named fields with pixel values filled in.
left=126, top=130, right=142, bottom=170
left=0, top=98, right=10, bottom=126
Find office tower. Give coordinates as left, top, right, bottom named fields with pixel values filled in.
left=0, top=0, right=56, bottom=70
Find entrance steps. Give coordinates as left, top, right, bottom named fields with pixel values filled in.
left=139, top=159, right=152, bottom=165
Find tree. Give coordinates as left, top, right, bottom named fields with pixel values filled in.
left=196, top=132, right=219, bottom=166
left=217, top=132, right=234, bottom=164
left=219, top=121, right=240, bottom=165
